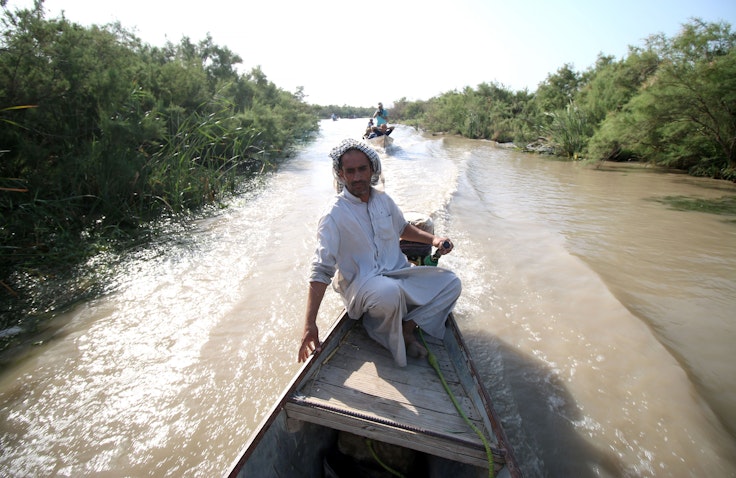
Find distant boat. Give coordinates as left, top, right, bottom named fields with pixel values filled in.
left=225, top=310, right=521, bottom=478
left=331, top=113, right=338, bottom=121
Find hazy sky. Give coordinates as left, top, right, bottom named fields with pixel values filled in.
left=7, top=0, right=736, bottom=107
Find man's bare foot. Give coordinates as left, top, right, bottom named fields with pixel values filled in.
left=403, top=320, right=428, bottom=358
left=406, top=340, right=428, bottom=358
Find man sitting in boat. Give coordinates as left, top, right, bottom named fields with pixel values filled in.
left=365, top=123, right=395, bottom=139
left=362, top=118, right=375, bottom=138
left=298, top=138, right=461, bottom=367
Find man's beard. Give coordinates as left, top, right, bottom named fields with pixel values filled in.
left=347, top=180, right=369, bottom=195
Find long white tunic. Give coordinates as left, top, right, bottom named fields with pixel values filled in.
left=310, top=187, right=410, bottom=317
left=309, top=187, right=462, bottom=366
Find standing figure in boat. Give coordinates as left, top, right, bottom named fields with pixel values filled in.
left=372, top=102, right=388, bottom=126
left=298, top=139, right=461, bottom=367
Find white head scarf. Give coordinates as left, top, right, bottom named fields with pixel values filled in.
left=329, top=138, right=383, bottom=193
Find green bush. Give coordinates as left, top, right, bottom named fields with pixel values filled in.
left=395, top=18, right=735, bottom=178
left=0, top=3, right=319, bottom=300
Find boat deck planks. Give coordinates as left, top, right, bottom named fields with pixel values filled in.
left=284, top=319, right=502, bottom=469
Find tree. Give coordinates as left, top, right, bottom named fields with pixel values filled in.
left=535, top=63, right=581, bottom=114
left=577, top=51, right=660, bottom=127
left=589, top=19, right=736, bottom=178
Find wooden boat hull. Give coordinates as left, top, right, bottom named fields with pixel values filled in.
left=366, top=134, right=394, bottom=149
left=226, top=311, right=521, bottom=477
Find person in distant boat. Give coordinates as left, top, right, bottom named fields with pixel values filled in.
left=363, top=118, right=376, bottom=138
left=366, top=123, right=394, bottom=139
left=372, top=102, right=388, bottom=126
left=298, top=138, right=461, bottom=367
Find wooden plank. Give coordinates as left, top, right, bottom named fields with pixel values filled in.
left=297, top=381, right=485, bottom=442
left=320, top=324, right=463, bottom=399
left=321, top=349, right=460, bottom=390
left=289, top=316, right=500, bottom=466
left=335, top=327, right=459, bottom=378
left=316, top=343, right=464, bottom=397
left=310, top=361, right=483, bottom=422
left=284, top=403, right=498, bottom=470
left=320, top=348, right=462, bottom=400
left=307, top=324, right=485, bottom=421
left=316, top=365, right=473, bottom=421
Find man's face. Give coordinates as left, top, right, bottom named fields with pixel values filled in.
left=338, top=150, right=372, bottom=202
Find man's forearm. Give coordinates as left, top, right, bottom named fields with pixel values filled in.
left=304, top=281, right=328, bottom=325
left=400, top=223, right=436, bottom=244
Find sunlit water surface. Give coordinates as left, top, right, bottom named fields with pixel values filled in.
left=1, top=119, right=735, bottom=477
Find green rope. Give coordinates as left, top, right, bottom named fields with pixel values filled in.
left=418, top=328, right=495, bottom=478
left=365, top=439, right=407, bottom=478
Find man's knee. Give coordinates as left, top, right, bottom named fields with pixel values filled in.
left=364, top=279, right=402, bottom=315
left=435, top=271, right=462, bottom=301
left=450, top=274, right=462, bottom=298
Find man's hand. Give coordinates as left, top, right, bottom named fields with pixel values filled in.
left=298, top=323, right=321, bottom=362
left=299, top=281, right=328, bottom=362
left=433, top=236, right=454, bottom=255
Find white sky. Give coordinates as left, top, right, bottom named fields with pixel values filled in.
left=7, top=0, right=736, bottom=107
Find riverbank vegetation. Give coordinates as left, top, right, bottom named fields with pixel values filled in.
left=314, top=105, right=375, bottom=120
left=0, top=2, right=318, bottom=339
left=392, top=18, right=736, bottom=183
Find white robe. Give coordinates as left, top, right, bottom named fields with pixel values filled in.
left=309, top=187, right=462, bottom=366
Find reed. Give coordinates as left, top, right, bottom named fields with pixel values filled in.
left=0, top=101, right=295, bottom=333
left=139, top=103, right=265, bottom=215
left=542, top=102, right=592, bottom=158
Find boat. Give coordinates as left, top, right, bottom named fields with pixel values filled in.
left=366, top=134, right=394, bottom=149
left=225, top=310, right=522, bottom=478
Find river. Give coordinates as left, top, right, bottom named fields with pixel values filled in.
left=1, top=118, right=735, bottom=477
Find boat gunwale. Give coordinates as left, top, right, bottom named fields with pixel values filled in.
left=444, top=313, right=523, bottom=477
